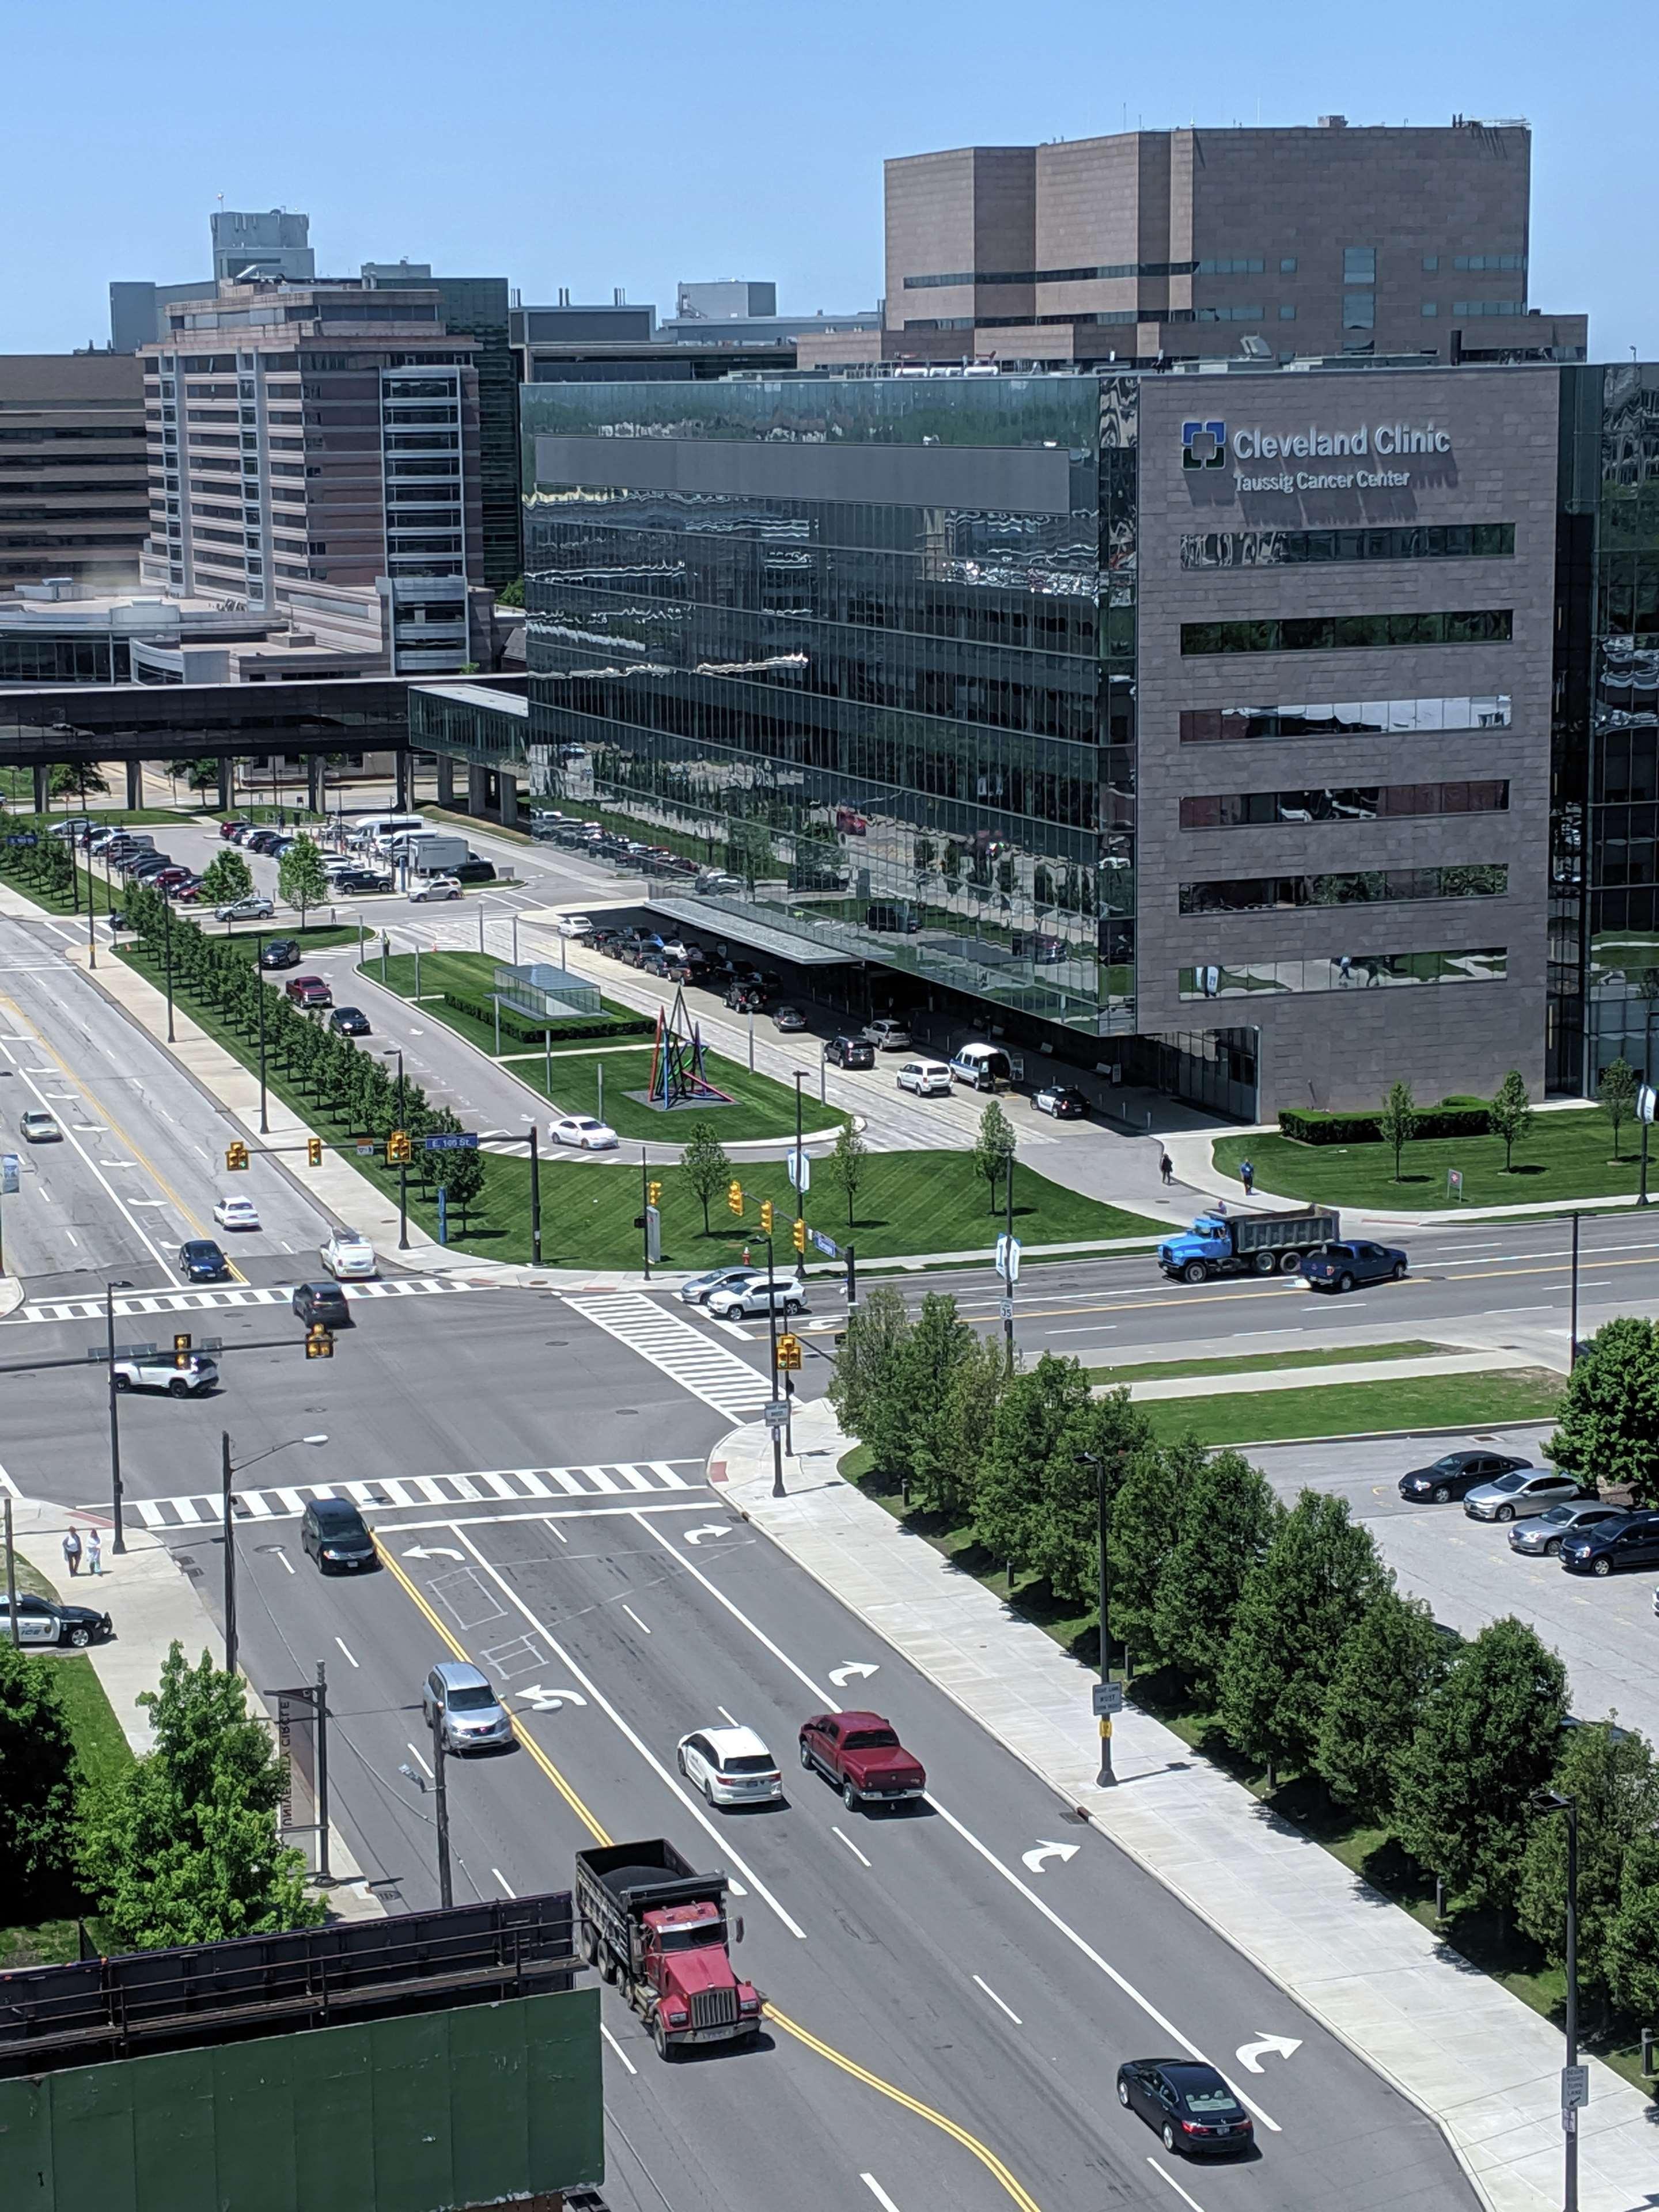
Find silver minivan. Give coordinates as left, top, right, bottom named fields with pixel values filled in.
left=422, top=1661, right=514, bottom=1753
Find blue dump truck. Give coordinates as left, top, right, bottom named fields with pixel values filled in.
left=1158, top=1206, right=1340, bottom=1284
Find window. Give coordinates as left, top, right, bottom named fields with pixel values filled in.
left=1179, top=865, right=1509, bottom=914
left=1195, top=304, right=1264, bottom=323
left=1196, top=257, right=1265, bottom=275
left=1180, top=695, right=1512, bottom=743
left=1343, top=247, right=1376, bottom=283
left=1422, top=255, right=1440, bottom=273
left=1454, top=253, right=1525, bottom=272
left=1179, top=781, right=1509, bottom=829
left=1422, top=301, right=1440, bottom=317
left=1179, top=948, right=1506, bottom=999
left=1279, top=257, right=1298, bottom=274
left=1180, top=610, right=1514, bottom=654
left=1179, top=524, right=1514, bottom=570
left=1279, top=305, right=1297, bottom=321
left=1454, top=300, right=1527, bottom=317
left=1342, top=293, right=1376, bottom=329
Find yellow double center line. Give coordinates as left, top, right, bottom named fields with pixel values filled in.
left=374, top=1540, right=1044, bottom=2212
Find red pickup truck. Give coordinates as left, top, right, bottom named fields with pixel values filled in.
left=798, top=1710, right=926, bottom=1810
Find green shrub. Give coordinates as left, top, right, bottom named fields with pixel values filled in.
left=1278, top=1097, right=1491, bottom=1146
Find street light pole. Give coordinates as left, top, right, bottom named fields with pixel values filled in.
left=1537, top=1790, right=1580, bottom=2212
left=1003, top=1155, right=1017, bottom=1373
left=1569, top=1211, right=1581, bottom=1368
left=1078, top=1450, right=1115, bottom=1785
left=766, top=1234, right=785, bottom=1499
left=255, top=934, right=269, bottom=1136
left=105, top=1279, right=132, bottom=1554
left=529, top=1123, right=542, bottom=1266
left=383, top=1047, right=408, bottom=1250
left=431, top=1702, right=453, bottom=1908
left=221, top=1433, right=327, bottom=1680
left=162, top=891, right=175, bottom=1044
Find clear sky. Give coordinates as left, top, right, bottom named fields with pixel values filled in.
left=5, top=0, right=1654, bottom=359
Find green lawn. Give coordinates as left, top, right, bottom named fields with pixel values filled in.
left=1215, top=1107, right=1641, bottom=1210
left=1089, top=1339, right=1447, bottom=1385
left=0, top=1649, right=131, bottom=1971
left=1137, top=1368, right=1563, bottom=1446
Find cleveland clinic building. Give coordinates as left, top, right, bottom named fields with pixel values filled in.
left=498, top=355, right=1658, bottom=1119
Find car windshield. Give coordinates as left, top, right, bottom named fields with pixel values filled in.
left=1430, top=1455, right=1469, bottom=1472
left=724, top=1754, right=776, bottom=1774
left=1539, top=1505, right=1575, bottom=1523
left=447, top=1685, right=497, bottom=1712
left=1181, top=2087, right=1242, bottom=2115
left=1490, top=1472, right=1528, bottom=1492
left=657, top=1921, right=725, bottom=1952
left=843, top=1728, right=900, bottom=1749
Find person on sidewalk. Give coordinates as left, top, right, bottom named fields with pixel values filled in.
left=1239, top=1157, right=1255, bottom=1198
left=87, top=1529, right=103, bottom=1577
left=1159, top=1151, right=1173, bottom=1187
left=62, top=1527, right=82, bottom=1578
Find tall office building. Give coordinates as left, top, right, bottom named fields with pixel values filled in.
left=111, top=209, right=313, bottom=353
left=801, top=118, right=1585, bottom=370
left=138, top=275, right=484, bottom=672
left=0, top=355, right=148, bottom=590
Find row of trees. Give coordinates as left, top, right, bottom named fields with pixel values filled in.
left=830, top=1291, right=1659, bottom=2025
left=120, top=881, right=487, bottom=1220
left=0, top=1641, right=320, bottom=1949
left=1378, top=1069, right=1533, bottom=1178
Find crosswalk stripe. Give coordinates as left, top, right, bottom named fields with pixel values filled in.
left=12, top=1277, right=487, bottom=1327
left=447, top=1474, right=483, bottom=1501
left=612, top=1464, right=655, bottom=1491
left=414, top=1476, right=449, bottom=1503
left=649, top=1460, right=690, bottom=1488
left=171, top=1497, right=203, bottom=1524
left=544, top=1467, right=585, bottom=1494
left=241, top=1493, right=274, bottom=1518
left=579, top=1464, right=620, bottom=1493
left=116, top=1459, right=704, bottom=1528
left=378, top=1479, right=412, bottom=1506
left=514, top=1471, right=552, bottom=1497
left=136, top=1498, right=164, bottom=1528
left=563, top=1292, right=772, bottom=1421
left=479, top=1474, right=517, bottom=1498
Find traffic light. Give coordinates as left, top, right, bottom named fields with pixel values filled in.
left=759, top=1199, right=774, bottom=1236
left=647, top=1179, right=663, bottom=1208
left=387, top=1130, right=412, bottom=1164
left=305, top=1320, right=334, bottom=1359
left=225, top=1139, right=249, bottom=1172
left=173, top=1332, right=192, bottom=1370
left=306, top=1137, right=324, bottom=1168
left=791, top=1216, right=806, bottom=1256
left=727, top=1180, right=744, bottom=1217
left=776, top=1332, right=803, bottom=1372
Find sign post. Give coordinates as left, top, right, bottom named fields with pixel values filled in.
left=1446, top=1168, right=1463, bottom=1202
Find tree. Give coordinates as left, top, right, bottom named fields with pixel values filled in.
left=1519, top=1720, right=1659, bottom=2028
left=1607, top=1830, right=1659, bottom=2022
left=0, top=1644, right=80, bottom=1903
left=77, top=1642, right=321, bottom=1949
left=827, top=1286, right=911, bottom=1478
left=1218, top=1490, right=1389, bottom=1785
left=497, top=577, right=525, bottom=607
left=974, top=1353, right=1105, bottom=1589
left=1547, top=1315, right=1659, bottom=1506
left=1315, top=1588, right=1448, bottom=1821
left=972, top=1099, right=1017, bottom=1215
left=890, top=1293, right=976, bottom=1512
left=680, top=1119, right=733, bottom=1233
left=931, top=1331, right=1013, bottom=1522
left=1488, top=1067, right=1533, bottom=1171
left=199, top=849, right=254, bottom=908
left=1154, top=1449, right=1279, bottom=1702
left=50, top=760, right=108, bottom=801
left=277, top=835, right=329, bottom=925
left=1031, top=1385, right=1153, bottom=1609
left=1393, top=1618, right=1567, bottom=1917
left=1377, top=1079, right=1419, bottom=1181
left=166, top=758, right=221, bottom=793
left=1108, top=1443, right=1191, bottom=1672
left=1598, top=1056, right=1638, bottom=1161
left=827, top=1120, right=868, bottom=1229
left=436, top=1138, right=486, bottom=1228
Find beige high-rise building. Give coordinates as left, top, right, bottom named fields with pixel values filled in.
left=0, top=355, right=147, bottom=593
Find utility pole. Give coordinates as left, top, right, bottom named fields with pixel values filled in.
left=1569, top=1212, right=1581, bottom=1368
left=105, top=1279, right=131, bottom=1554
left=255, top=936, right=269, bottom=1136
left=529, top=1123, right=542, bottom=1265
left=382, top=1048, right=409, bottom=1250
left=793, top=1071, right=808, bottom=1246
left=431, top=1702, right=453, bottom=1907
left=640, top=1149, right=651, bottom=1281
left=1078, top=1452, right=1115, bottom=1785
left=1002, top=1156, right=1017, bottom=1373
left=1537, top=1791, right=1581, bottom=2212
left=222, top=1430, right=237, bottom=1677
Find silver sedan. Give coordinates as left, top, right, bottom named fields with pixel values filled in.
left=1464, top=1468, right=1589, bottom=1523
left=1508, top=1499, right=1627, bottom=1556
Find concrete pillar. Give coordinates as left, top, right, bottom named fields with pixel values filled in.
left=217, top=757, right=234, bottom=812
left=125, top=759, right=143, bottom=810
left=467, top=763, right=488, bottom=816
left=436, top=755, right=455, bottom=808
left=32, top=764, right=49, bottom=814
left=499, top=777, right=520, bottom=830
left=395, top=749, right=411, bottom=813
left=307, top=755, right=324, bottom=815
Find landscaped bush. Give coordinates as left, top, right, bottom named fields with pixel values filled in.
left=441, top=990, right=653, bottom=1045
left=1278, top=1095, right=1491, bottom=1145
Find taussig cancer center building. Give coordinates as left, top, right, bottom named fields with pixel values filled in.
left=513, top=361, right=1659, bottom=1118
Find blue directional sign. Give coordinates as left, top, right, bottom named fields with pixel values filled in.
left=810, top=1229, right=840, bottom=1259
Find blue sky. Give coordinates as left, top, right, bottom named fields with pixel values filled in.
left=6, top=0, right=1654, bottom=359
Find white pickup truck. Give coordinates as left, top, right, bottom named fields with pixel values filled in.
left=111, top=1351, right=219, bottom=1397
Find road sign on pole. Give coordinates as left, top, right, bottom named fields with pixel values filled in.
left=810, top=1228, right=840, bottom=1259
left=998, top=1297, right=1014, bottom=1321
left=786, top=1145, right=810, bottom=1193
left=0, top=1154, right=18, bottom=1196
left=644, top=1203, right=662, bottom=1264
left=1560, top=2065, right=1589, bottom=2112
left=763, top=1400, right=790, bottom=1429
left=1446, top=1168, right=1463, bottom=1201
left=1641, top=1086, right=1657, bottom=1126
left=423, top=1131, right=479, bottom=1153
left=1092, top=1681, right=1124, bottom=1718
left=994, top=1233, right=1022, bottom=1284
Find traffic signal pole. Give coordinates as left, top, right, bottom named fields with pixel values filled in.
left=766, top=1234, right=785, bottom=1499
left=529, top=1124, right=542, bottom=1266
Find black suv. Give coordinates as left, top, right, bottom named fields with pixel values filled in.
left=260, top=939, right=302, bottom=969
left=293, top=1281, right=351, bottom=1327
left=301, top=1497, right=377, bottom=1575
left=1560, top=1510, right=1659, bottom=1577
left=825, top=1034, right=876, bottom=1070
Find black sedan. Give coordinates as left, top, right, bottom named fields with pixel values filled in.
left=1560, top=1510, right=1659, bottom=1577
left=1398, top=1449, right=1531, bottom=1504
left=1033, top=1082, right=1088, bottom=1119
left=179, top=1238, right=230, bottom=1282
left=1301, top=1238, right=1408, bottom=1293
left=260, top=938, right=302, bottom=969
left=1116, top=2059, right=1255, bottom=2157
left=329, top=1006, right=372, bottom=1036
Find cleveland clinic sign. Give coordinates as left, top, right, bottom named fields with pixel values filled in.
left=1182, top=418, right=1454, bottom=493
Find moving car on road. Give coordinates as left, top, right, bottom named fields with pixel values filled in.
left=320, top=1228, right=377, bottom=1279
left=1509, top=1500, right=1627, bottom=1557
left=679, top=1265, right=760, bottom=1308
left=705, top=1275, right=806, bottom=1320
left=423, top=1660, right=514, bottom=1751
left=284, top=974, right=332, bottom=1008
left=260, top=939, right=302, bottom=969
left=408, top=874, right=461, bottom=902
left=676, top=1726, right=785, bottom=1807
left=574, top=1838, right=762, bottom=2060
left=824, top=1033, right=874, bottom=1070
left=1397, top=1449, right=1531, bottom=1504
left=1301, top=1238, right=1408, bottom=1294
left=301, top=1497, right=377, bottom=1575
left=19, top=1109, right=61, bottom=1142
left=329, top=1006, right=371, bottom=1036
left=0, top=1592, right=113, bottom=1648
left=292, top=1280, right=350, bottom=1327
left=215, top=894, right=274, bottom=922
left=771, top=1003, right=808, bottom=1032
left=1560, top=1510, right=1659, bottom=1577
left=798, top=1710, right=926, bottom=1810
left=112, top=1349, right=219, bottom=1396
left=896, top=1058, right=952, bottom=1097
left=213, top=1195, right=260, bottom=1231
left=1463, top=1467, right=1589, bottom=1523
left=1115, top=2059, right=1255, bottom=2157
left=179, top=1238, right=230, bottom=1282
left=1033, top=1082, right=1088, bottom=1119
left=549, top=1114, right=619, bottom=1151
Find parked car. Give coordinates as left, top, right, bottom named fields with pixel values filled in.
left=798, top=1710, right=925, bottom=1810
left=148, top=866, right=192, bottom=891
left=706, top=1275, right=807, bottom=1320
left=320, top=1228, right=377, bottom=1280
left=824, top=1034, right=875, bottom=1070
left=679, top=1266, right=763, bottom=1308
left=1115, top=2060, right=1255, bottom=2158
left=285, top=974, right=332, bottom=1008
left=19, top=1109, right=61, bottom=1142
left=408, top=874, right=462, bottom=902
left=260, top=939, right=302, bottom=969
left=1301, top=1239, right=1408, bottom=1293
left=896, top=1058, right=953, bottom=1097
left=301, top=1497, right=377, bottom=1575
left=771, top=1003, right=808, bottom=1033
left=1463, top=1467, right=1590, bottom=1523
left=329, top=1006, right=371, bottom=1036
left=1033, top=1082, right=1088, bottom=1119
left=179, top=1238, right=230, bottom=1282
left=0, top=1591, right=113, bottom=1648
left=220, top=819, right=251, bottom=839
left=292, top=1280, right=351, bottom=1327
left=215, top=894, right=274, bottom=922
left=329, top=869, right=391, bottom=895
left=422, top=1660, right=514, bottom=1753
left=213, top=1194, right=260, bottom=1231
left=1560, top=1511, right=1659, bottom=1577
left=549, top=1115, right=619, bottom=1151
left=169, top=877, right=205, bottom=903
left=864, top=1017, right=912, bottom=1052
left=1398, top=1449, right=1531, bottom=1504
left=556, top=914, right=593, bottom=939
left=676, top=1725, right=784, bottom=1808
left=725, top=982, right=765, bottom=1011
left=1509, top=1501, right=1628, bottom=1557
left=112, top=1350, right=218, bottom=1396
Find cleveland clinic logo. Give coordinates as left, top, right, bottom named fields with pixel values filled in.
left=1182, top=419, right=1226, bottom=470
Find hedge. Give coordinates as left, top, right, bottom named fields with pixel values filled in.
left=442, top=990, right=653, bottom=1046
left=1278, top=1094, right=1491, bottom=1146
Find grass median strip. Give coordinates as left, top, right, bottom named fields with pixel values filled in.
left=1088, top=1339, right=1448, bottom=1387
left=1137, top=1368, right=1563, bottom=1446
left=1215, top=1111, right=1640, bottom=1211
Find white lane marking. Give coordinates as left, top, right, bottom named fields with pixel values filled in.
left=1021, top=1840, right=1080, bottom=1874
left=828, top=1661, right=880, bottom=1688
left=2, top=1032, right=180, bottom=1283
left=717, top=1704, right=739, bottom=1728
left=861, top=2178, right=903, bottom=2212
left=620, top=1603, right=652, bottom=1635
left=1236, top=2032, right=1301, bottom=2071
left=445, top=1522, right=806, bottom=1941
left=831, top=1824, right=872, bottom=1869
left=600, top=2021, right=638, bottom=2077
left=406, top=1742, right=434, bottom=1779
left=1146, top=2157, right=1209, bottom=2212
left=492, top=1868, right=516, bottom=1898
left=564, top=1291, right=771, bottom=1419
left=1047, top=1325, right=1118, bottom=1337
left=683, top=1524, right=733, bottom=1547
left=631, top=1512, right=825, bottom=1701
left=972, top=1974, right=1022, bottom=2026
left=273, top=1550, right=295, bottom=1575
left=334, top=1637, right=359, bottom=1668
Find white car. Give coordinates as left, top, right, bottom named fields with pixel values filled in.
left=215, top=895, right=274, bottom=922
left=213, top=1194, right=261, bottom=1230
left=556, top=914, right=593, bottom=939
left=676, top=1725, right=785, bottom=1807
left=548, top=1115, right=619, bottom=1150
left=19, top=1110, right=61, bottom=1142
left=320, top=1228, right=377, bottom=1279
left=895, top=1058, right=952, bottom=1097
left=706, top=1277, right=808, bottom=1320
left=408, top=875, right=462, bottom=902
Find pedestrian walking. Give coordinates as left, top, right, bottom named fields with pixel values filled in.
left=1159, top=1151, right=1173, bottom=1187
left=1240, top=1157, right=1255, bottom=1198
left=62, top=1527, right=82, bottom=1578
left=87, top=1529, right=103, bottom=1577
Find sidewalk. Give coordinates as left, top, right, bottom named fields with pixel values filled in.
left=6, top=1494, right=380, bottom=1920
left=711, top=1398, right=1655, bottom=2212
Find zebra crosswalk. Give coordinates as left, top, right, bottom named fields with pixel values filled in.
left=562, top=1292, right=771, bottom=1421
left=134, top=1459, right=700, bottom=1529
left=16, top=1277, right=481, bottom=1326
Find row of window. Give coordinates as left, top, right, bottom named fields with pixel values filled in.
left=1179, top=695, right=1512, bottom=743
left=1178, top=865, right=1509, bottom=914
left=1180, top=524, right=1514, bottom=570
left=1179, top=781, right=1510, bottom=828
left=1179, top=948, right=1507, bottom=999
left=1180, top=611, right=1513, bottom=656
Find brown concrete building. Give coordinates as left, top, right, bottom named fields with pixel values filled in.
left=0, top=355, right=148, bottom=590
left=801, top=117, right=1586, bottom=371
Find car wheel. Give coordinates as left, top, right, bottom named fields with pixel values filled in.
left=1592, top=1556, right=1612, bottom=1577
left=66, top=1626, right=92, bottom=1648
left=1392, top=1261, right=1407, bottom=1281
left=676, top=1746, right=687, bottom=1777
left=1433, top=1485, right=1452, bottom=1504
left=1546, top=1537, right=1562, bottom=1556
left=169, top=1377, right=191, bottom=1398
left=653, top=2014, right=674, bottom=2061
left=1182, top=1261, right=1207, bottom=1285
left=1117, top=2079, right=1131, bottom=2108
left=785, top=1298, right=804, bottom=1316
left=1253, top=1251, right=1276, bottom=1275
left=113, top=1374, right=131, bottom=1392
left=1162, top=2123, right=1177, bottom=2154
left=1495, top=1505, right=1514, bottom=1524
left=799, top=1740, right=813, bottom=1768
left=1338, top=1272, right=1355, bottom=1293
left=704, top=1777, right=716, bottom=1808
left=842, top=1779, right=859, bottom=1810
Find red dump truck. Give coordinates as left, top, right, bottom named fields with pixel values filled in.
left=574, top=1838, right=763, bottom=2061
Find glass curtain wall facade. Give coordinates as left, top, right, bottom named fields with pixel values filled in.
left=520, top=377, right=1138, bottom=1036
left=1551, top=364, right=1659, bottom=1091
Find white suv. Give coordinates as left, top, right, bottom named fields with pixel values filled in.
left=705, top=1275, right=808, bottom=1320
left=896, top=1058, right=952, bottom=1097
left=320, top=1228, right=377, bottom=1279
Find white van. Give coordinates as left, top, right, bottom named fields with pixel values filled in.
left=948, top=1041, right=1013, bottom=1092
left=350, top=814, right=425, bottom=851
